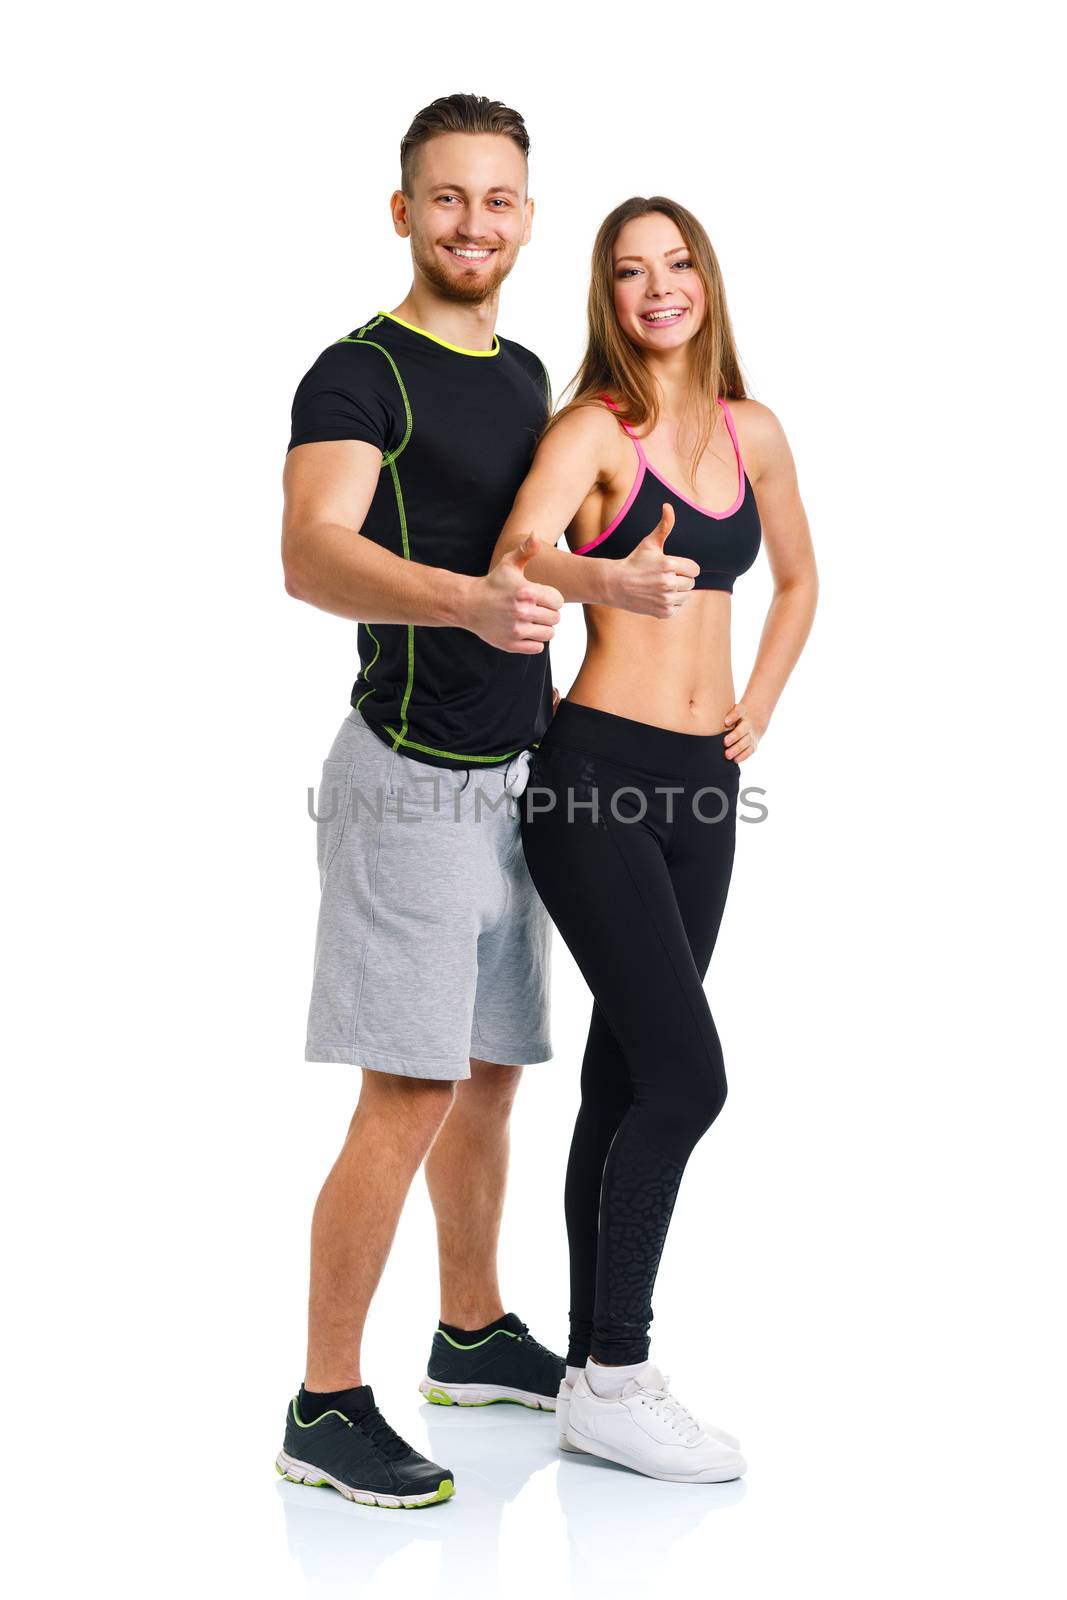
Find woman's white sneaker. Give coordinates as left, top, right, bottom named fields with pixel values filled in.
left=556, top=1377, right=587, bottom=1452
left=558, top=1368, right=739, bottom=1454
left=564, top=1365, right=746, bottom=1483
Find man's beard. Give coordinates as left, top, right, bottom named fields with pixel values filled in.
left=411, top=233, right=515, bottom=304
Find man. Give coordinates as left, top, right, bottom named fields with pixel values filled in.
left=276, top=93, right=695, bottom=1511
left=275, top=94, right=568, bottom=1510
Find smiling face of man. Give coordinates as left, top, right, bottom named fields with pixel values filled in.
left=393, top=131, right=534, bottom=305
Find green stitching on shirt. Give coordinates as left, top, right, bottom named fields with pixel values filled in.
left=354, top=624, right=381, bottom=712
left=537, top=356, right=552, bottom=414
left=383, top=456, right=414, bottom=751
left=381, top=726, right=524, bottom=764
left=334, top=326, right=412, bottom=464
left=335, top=317, right=533, bottom=764
left=336, top=325, right=414, bottom=736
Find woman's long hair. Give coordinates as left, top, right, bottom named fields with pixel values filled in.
left=546, top=196, right=750, bottom=482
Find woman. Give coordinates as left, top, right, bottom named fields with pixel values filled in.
left=489, top=196, right=817, bottom=1482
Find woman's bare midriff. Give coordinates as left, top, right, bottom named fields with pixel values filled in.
left=565, top=589, right=736, bottom=734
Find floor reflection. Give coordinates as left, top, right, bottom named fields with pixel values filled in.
left=277, top=1400, right=557, bottom=1593
left=556, top=1445, right=746, bottom=1588
left=277, top=1399, right=745, bottom=1595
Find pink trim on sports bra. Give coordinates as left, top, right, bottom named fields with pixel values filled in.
left=573, top=394, right=746, bottom=555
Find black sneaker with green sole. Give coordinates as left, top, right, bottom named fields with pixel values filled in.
left=418, top=1312, right=565, bottom=1409
left=275, top=1387, right=455, bottom=1508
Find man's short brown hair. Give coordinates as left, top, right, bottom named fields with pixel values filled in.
left=400, top=93, right=530, bottom=194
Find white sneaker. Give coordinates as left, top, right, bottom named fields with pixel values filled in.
left=565, top=1365, right=746, bottom=1483
left=558, top=1372, right=740, bottom=1456
left=556, top=1377, right=587, bottom=1453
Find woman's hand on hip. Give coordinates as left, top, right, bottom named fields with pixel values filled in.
left=722, top=703, right=765, bottom=762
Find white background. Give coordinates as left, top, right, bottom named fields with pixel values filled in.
left=4, top=2, right=1065, bottom=1596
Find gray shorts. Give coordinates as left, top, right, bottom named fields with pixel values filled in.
left=305, top=711, right=553, bottom=1080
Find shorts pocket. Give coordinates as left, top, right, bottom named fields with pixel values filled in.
left=316, top=760, right=354, bottom=884
left=387, top=757, right=469, bottom=820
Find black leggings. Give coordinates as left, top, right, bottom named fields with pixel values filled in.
left=520, top=699, right=739, bottom=1366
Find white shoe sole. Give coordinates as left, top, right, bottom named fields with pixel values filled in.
left=275, top=1449, right=454, bottom=1508
left=419, top=1377, right=556, bottom=1410
left=563, top=1425, right=747, bottom=1483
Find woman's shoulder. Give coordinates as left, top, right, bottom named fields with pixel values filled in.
left=544, top=396, right=627, bottom=452
left=534, top=396, right=634, bottom=491
left=556, top=393, right=623, bottom=427
left=722, top=396, right=790, bottom=481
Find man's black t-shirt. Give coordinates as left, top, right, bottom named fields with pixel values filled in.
left=288, top=310, right=554, bottom=770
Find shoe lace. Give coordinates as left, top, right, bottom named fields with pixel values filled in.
left=515, top=1322, right=559, bottom=1368
left=353, top=1405, right=413, bottom=1462
left=640, top=1375, right=706, bottom=1445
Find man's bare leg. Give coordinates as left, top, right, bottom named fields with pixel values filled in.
left=305, top=1068, right=456, bottom=1390
left=424, top=1059, right=523, bottom=1328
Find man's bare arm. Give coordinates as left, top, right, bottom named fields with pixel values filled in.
left=281, top=439, right=563, bottom=653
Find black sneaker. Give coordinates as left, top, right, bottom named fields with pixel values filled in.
left=275, top=1387, right=455, bottom=1509
left=418, top=1312, right=566, bottom=1410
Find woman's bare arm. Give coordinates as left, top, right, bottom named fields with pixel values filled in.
left=489, top=407, right=699, bottom=617
left=725, top=403, right=819, bottom=755
left=282, top=438, right=563, bottom=653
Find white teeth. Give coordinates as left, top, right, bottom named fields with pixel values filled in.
left=448, top=247, right=492, bottom=259
left=644, top=308, right=684, bottom=321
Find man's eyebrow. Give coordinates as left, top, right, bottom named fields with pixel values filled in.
left=430, top=183, right=521, bottom=198
left=614, top=246, right=690, bottom=264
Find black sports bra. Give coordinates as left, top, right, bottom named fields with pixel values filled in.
left=574, top=394, right=762, bottom=592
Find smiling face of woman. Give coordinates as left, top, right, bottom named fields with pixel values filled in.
left=612, top=211, right=707, bottom=353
